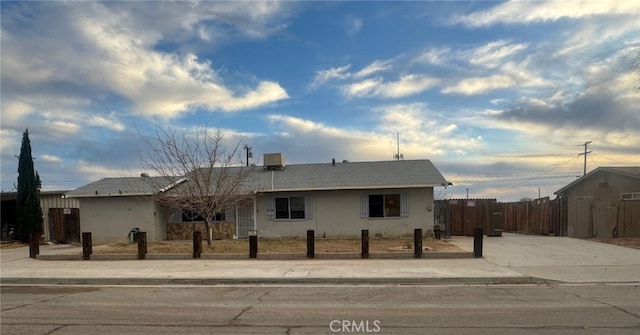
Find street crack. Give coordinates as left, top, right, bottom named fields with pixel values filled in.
left=229, top=288, right=275, bottom=325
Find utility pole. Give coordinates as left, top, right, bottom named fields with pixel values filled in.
left=577, top=141, right=592, bottom=176
left=243, top=144, right=252, bottom=167
left=466, top=188, right=469, bottom=199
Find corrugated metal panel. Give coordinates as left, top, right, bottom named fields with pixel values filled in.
left=39, top=193, right=80, bottom=241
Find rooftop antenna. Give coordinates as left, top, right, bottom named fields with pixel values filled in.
left=393, top=132, right=404, bottom=161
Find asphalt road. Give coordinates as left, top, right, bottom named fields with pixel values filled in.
left=1, top=284, right=639, bottom=334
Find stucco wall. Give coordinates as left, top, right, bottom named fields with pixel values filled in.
left=565, top=171, right=640, bottom=238
left=256, top=188, right=434, bottom=238
left=79, top=196, right=165, bottom=244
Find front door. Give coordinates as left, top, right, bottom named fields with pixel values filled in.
left=236, top=202, right=255, bottom=238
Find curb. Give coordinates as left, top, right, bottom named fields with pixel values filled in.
left=35, top=252, right=475, bottom=261
left=0, top=276, right=554, bottom=286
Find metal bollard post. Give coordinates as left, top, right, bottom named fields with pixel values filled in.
left=137, top=232, right=147, bottom=260
left=307, top=230, right=315, bottom=259
left=82, top=232, right=92, bottom=260
left=249, top=230, right=258, bottom=258
left=193, top=231, right=202, bottom=259
left=414, top=228, right=423, bottom=258
left=474, top=228, right=483, bottom=258
left=361, top=229, right=369, bottom=259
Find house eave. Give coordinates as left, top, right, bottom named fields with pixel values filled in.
left=65, top=193, right=154, bottom=198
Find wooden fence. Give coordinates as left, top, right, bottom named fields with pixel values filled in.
left=592, top=200, right=640, bottom=238
left=436, top=197, right=567, bottom=236
left=435, top=199, right=499, bottom=236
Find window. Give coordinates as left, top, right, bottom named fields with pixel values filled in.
left=621, top=192, right=640, bottom=200
left=368, top=194, right=401, bottom=218
left=361, top=192, right=408, bottom=219
left=275, top=196, right=306, bottom=219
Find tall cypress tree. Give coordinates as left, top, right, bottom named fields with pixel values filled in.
left=15, top=129, right=43, bottom=242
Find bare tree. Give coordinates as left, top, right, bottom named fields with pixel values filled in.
left=434, top=187, right=450, bottom=201
left=140, top=125, right=253, bottom=246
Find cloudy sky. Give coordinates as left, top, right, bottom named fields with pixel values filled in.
left=1, top=1, right=639, bottom=201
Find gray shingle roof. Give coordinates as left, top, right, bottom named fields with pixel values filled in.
left=247, top=159, right=447, bottom=192
left=66, top=159, right=448, bottom=197
left=65, top=176, right=176, bottom=198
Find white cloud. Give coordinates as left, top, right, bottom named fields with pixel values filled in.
left=413, top=47, right=451, bottom=65
left=267, top=114, right=351, bottom=138
left=309, top=65, right=352, bottom=89
left=75, top=12, right=290, bottom=117
left=41, top=154, right=63, bottom=163
left=343, top=74, right=439, bottom=99
left=87, top=115, right=126, bottom=132
left=442, top=62, right=549, bottom=95
left=1, top=2, right=290, bottom=121
left=470, top=40, right=528, bottom=68
left=342, top=78, right=383, bottom=98
left=346, top=16, right=363, bottom=35
left=452, top=1, right=640, bottom=27
left=382, top=75, right=440, bottom=98
left=76, top=160, right=142, bottom=181
left=354, top=59, right=393, bottom=78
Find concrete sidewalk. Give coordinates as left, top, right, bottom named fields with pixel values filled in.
left=1, top=234, right=639, bottom=285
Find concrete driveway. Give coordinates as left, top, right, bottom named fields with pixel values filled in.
left=448, top=233, right=640, bottom=283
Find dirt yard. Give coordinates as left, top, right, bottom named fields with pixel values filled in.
left=586, top=237, right=640, bottom=250
left=91, top=237, right=463, bottom=254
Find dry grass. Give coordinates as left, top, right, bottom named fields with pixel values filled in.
left=0, top=241, right=26, bottom=249
left=93, top=237, right=463, bottom=254
left=586, top=237, right=640, bottom=250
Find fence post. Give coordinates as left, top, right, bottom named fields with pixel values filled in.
left=82, top=232, right=92, bottom=260
left=29, top=233, right=39, bottom=259
left=414, top=228, right=423, bottom=258
left=137, top=232, right=147, bottom=260
left=361, top=229, right=369, bottom=259
left=193, top=231, right=202, bottom=259
left=249, top=230, right=258, bottom=259
left=473, top=228, right=483, bottom=258
left=306, top=230, right=315, bottom=259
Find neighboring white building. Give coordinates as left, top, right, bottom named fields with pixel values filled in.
left=65, top=177, right=175, bottom=244
left=66, top=156, right=450, bottom=243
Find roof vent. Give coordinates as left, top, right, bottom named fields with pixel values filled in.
left=264, top=153, right=286, bottom=170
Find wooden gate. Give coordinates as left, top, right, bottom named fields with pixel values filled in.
left=48, top=208, right=80, bottom=243
left=438, top=199, right=498, bottom=236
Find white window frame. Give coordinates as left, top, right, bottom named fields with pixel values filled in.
left=266, top=194, right=314, bottom=221
left=621, top=192, right=640, bottom=200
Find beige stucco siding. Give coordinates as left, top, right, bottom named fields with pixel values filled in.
left=79, top=196, right=166, bottom=244
left=256, top=187, right=435, bottom=238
